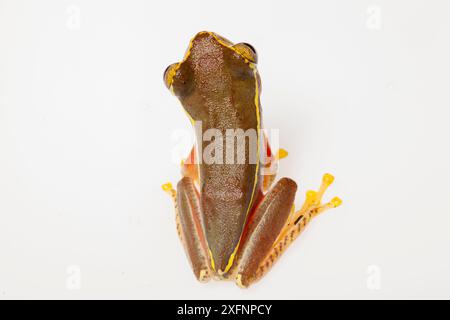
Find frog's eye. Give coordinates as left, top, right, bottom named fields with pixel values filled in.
left=233, top=42, right=258, bottom=64
left=163, top=63, right=179, bottom=89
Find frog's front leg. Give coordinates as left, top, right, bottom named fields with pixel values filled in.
left=163, top=177, right=211, bottom=282
left=261, top=133, right=288, bottom=192
left=180, top=146, right=198, bottom=182
left=233, top=174, right=342, bottom=288
left=261, top=148, right=288, bottom=192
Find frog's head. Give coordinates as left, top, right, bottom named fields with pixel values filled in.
left=163, top=31, right=259, bottom=122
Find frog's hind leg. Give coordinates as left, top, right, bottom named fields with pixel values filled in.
left=162, top=177, right=212, bottom=282
left=285, top=174, right=341, bottom=228
left=234, top=174, right=342, bottom=288
left=162, top=182, right=183, bottom=242
left=231, top=177, right=297, bottom=286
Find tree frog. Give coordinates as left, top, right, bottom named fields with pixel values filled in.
left=162, top=31, right=341, bottom=287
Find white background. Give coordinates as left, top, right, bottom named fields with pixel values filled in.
left=1, top=0, right=449, bottom=299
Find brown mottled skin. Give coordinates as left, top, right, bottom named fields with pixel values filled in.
left=170, top=32, right=262, bottom=273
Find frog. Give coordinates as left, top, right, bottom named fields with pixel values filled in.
left=162, top=31, right=341, bottom=288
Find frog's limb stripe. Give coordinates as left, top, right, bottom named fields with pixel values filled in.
left=236, top=174, right=342, bottom=288
left=176, top=177, right=212, bottom=282
left=232, top=177, right=297, bottom=287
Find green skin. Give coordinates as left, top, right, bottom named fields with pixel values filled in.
left=165, top=32, right=297, bottom=285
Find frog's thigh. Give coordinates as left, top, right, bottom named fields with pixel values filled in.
left=177, top=177, right=211, bottom=282
left=234, top=177, right=297, bottom=287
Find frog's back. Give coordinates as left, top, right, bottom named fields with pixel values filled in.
left=172, top=32, right=262, bottom=273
